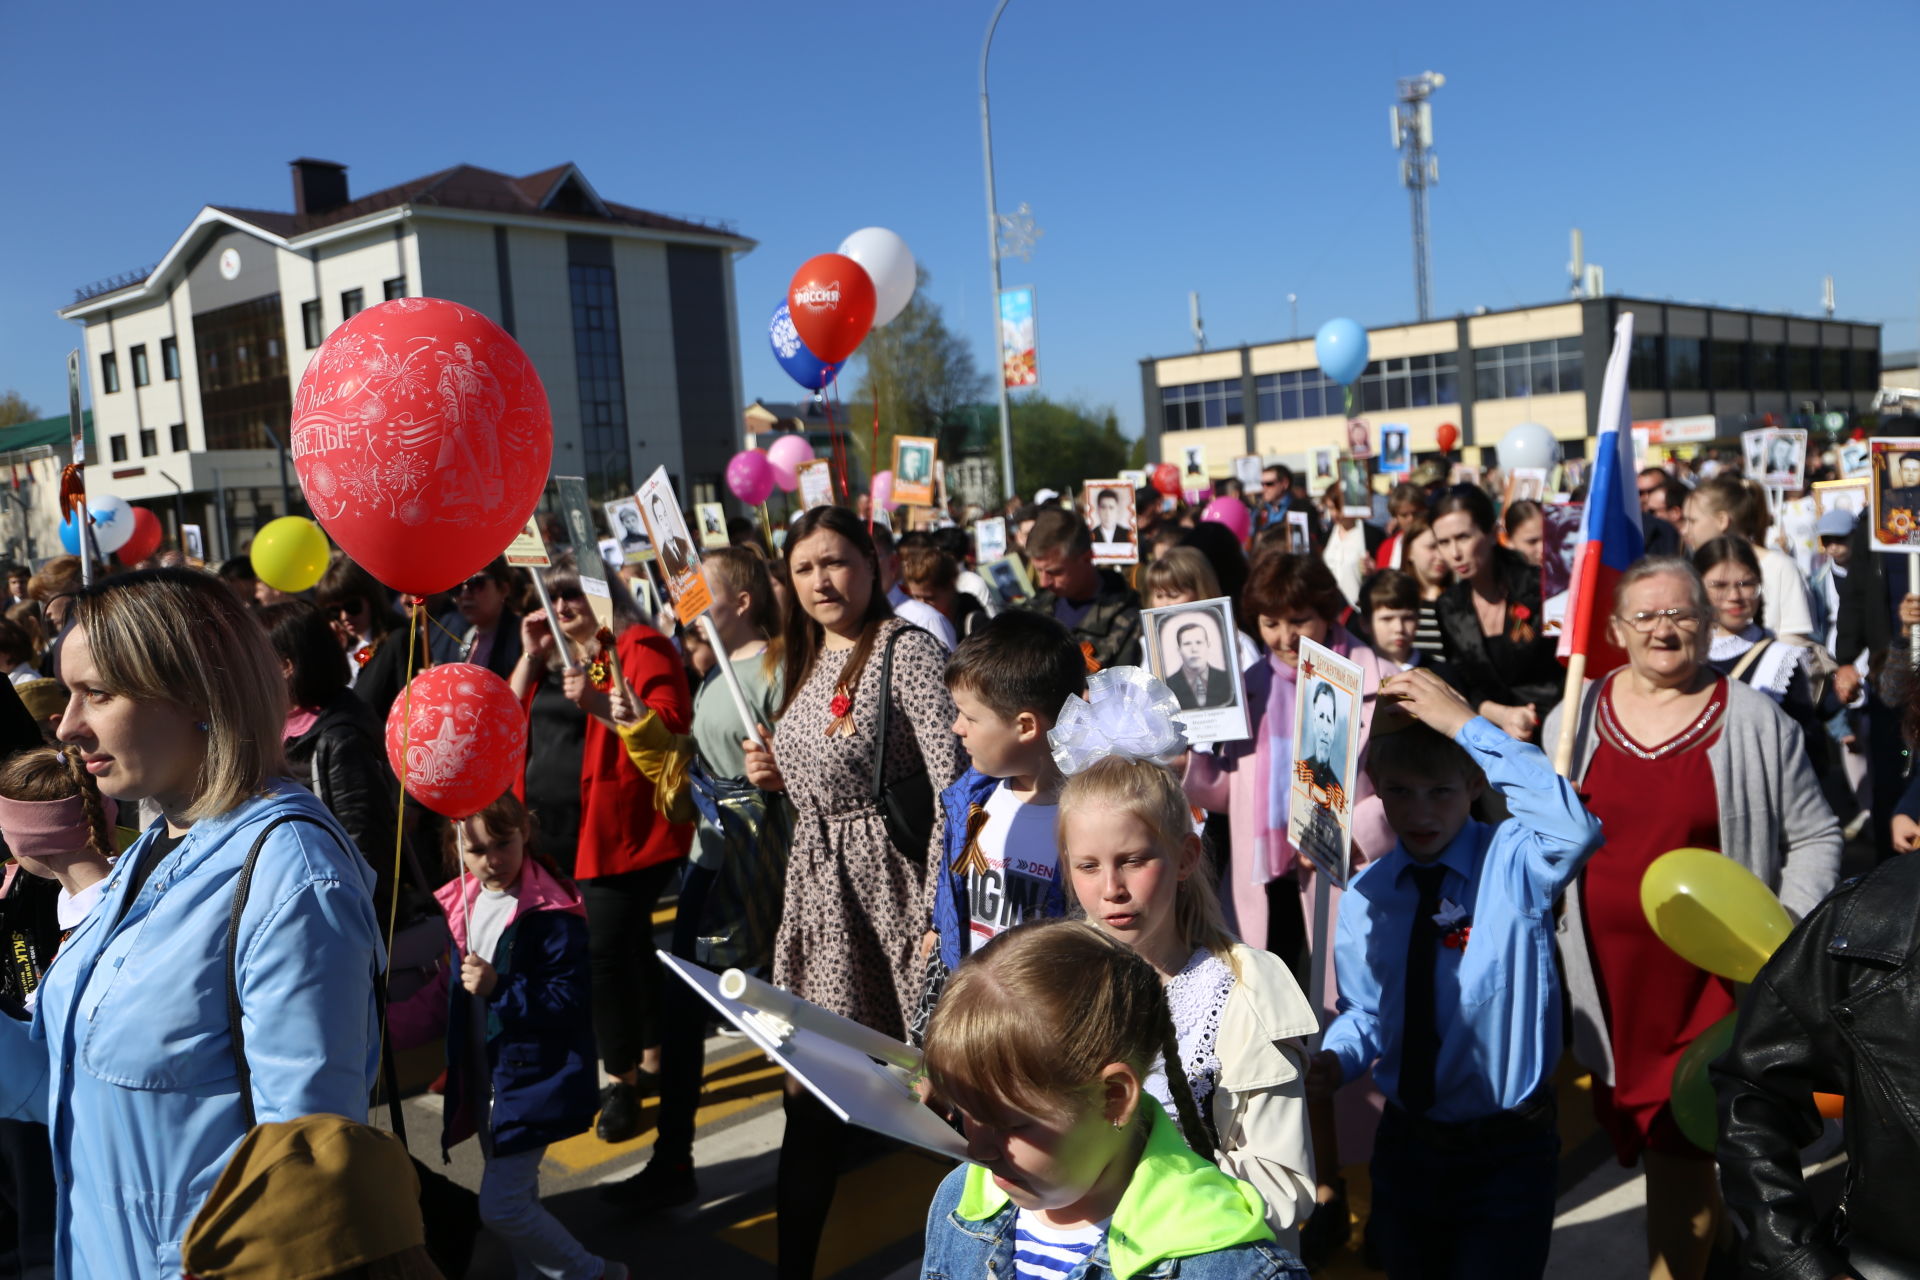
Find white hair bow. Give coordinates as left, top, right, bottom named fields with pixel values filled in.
left=1048, top=666, right=1190, bottom=776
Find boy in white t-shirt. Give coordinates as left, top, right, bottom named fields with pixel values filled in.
left=917, top=612, right=1088, bottom=1025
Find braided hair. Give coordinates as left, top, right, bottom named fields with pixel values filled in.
left=0, top=746, right=116, bottom=859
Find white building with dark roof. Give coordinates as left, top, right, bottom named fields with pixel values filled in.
left=58, top=159, right=753, bottom=559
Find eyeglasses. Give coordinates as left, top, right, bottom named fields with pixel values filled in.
left=1617, top=608, right=1704, bottom=632
left=1703, top=578, right=1759, bottom=595
left=324, top=599, right=368, bottom=619
left=453, top=575, right=493, bottom=595
left=551, top=587, right=586, bottom=604
left=1636, top=484, right=1662, bottom=497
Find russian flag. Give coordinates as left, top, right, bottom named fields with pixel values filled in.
left=1557, top=313, right=1645, bottom=678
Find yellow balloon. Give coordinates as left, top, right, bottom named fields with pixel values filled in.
left=1640, top=847, right=1793, bottom=984
left=251, top=516, right=331, bottom=594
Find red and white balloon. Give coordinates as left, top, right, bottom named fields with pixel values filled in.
left=384, top=663, right=527, bottom=819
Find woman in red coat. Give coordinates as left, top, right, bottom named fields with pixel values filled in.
left=512, top=556, right=693, bottom=1142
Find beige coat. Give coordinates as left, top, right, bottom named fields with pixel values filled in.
left=1214, top=943, right=1319, bottom=1249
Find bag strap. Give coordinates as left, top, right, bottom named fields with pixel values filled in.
left=869, top=626, right=907, bottom=806
left=227, top=813, right=338, bottom=1130
left=1728, top=637, right=1774, bottom=683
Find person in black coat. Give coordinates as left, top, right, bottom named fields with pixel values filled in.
left=429, top=556, right=524, bottom=682
left=1429, top=486, right=1562, bottom=742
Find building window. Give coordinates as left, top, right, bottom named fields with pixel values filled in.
left=1472, top=338, right=1583, bottom=401
left=99, top=352, right=120, bottom=394
left=1358, top=351, right=1461, bottom=412
left=1753, top=342, right=1784, bottom=390
left=194, top=295, right=292, bottom=452
left=1628, top=334, right=1663, bottom=390
left=568, top=261, right=631, bottom=500
left=1161, top=379, right=1244, bottom=432
left=340, top=288, right=364, bottom=320
left=109, top=436, right=128, bottom=463
left=161, top=337, right=180, bottom=380
left=139, top=428, right=157, bottom=457
left=131, top=344, right=150, bottom=388
left=1665, top=337, right=1705, bottom=391
left=170, top=422, right=189, bottom=452
left=383, top=276, right=407, bottom=301
left=1787, top=346, right=1817, bottom=389
left=1820, top=347, right=1846, bottom=392
left=301, top=300, right=324, bottom=349
left=1854, top=348, right=1879, bottom=392
left=1254, top=369, right=1346, bottom=422
left=1709, top=340, right=1747, bottom=392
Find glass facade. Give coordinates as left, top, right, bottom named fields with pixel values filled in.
left=569, top=261, right=631, bottom=501
left=1359, top=352, right=1460, bottom=412
left=193, top=295, right=290, bottom=452
left=1162, top=379, right=1243, bottom=432
left=1473, top=339, right=1582, bottom=401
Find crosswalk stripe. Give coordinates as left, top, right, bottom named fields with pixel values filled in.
left=543, top=1047, right=784, bottom=1173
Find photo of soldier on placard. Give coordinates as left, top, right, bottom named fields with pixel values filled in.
left=1084, top=482, right=1139, bottom=566
left=1869, top=438, right=1920, bottom=552
left=1140, top=597, right=1251, bottom=746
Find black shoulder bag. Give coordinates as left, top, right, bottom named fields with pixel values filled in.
left=226, top=813, right=479, bottom=1277
left=870, top=626, right=937, bottom=867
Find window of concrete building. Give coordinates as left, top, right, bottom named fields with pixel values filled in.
left=1628, top=334, right=1663, bottom=390
left=1665, top=337, right=1704, bottom=391
left=99, top=352, right=120, bottom=394
left=1787, top=345, right=1817, bottom=388
left=1254, top=369, right=1342, bottom=422
left=340, top=289, right=365, bottom=321
left=1753, top=342, right=1784, bottom=390
left=1360, top=352, right=1461, bottom=412
left=383, top=276, right=407, bottom=301
left=1472, top=339, right=1581, bottom=400
left=301, top=301, right=324, bottom=349
left=139, top=428, right=157, bottom=457
left=1161, top=379, right=1242, bottom=431
left=1820, top=347, right=1846, bottom=392
left=109, top=436, right=127, bottom=462
left=131, top=344, right=150, bottom=388
left=1709, top=341, right=1747, bottom=391
left=1854, top=349, right=1879, bottom=392
left=568, top=260, right=631, bottom=500
left=194, top=295, right=291, bottom=452
left=170, top=423, right=188, bottom=452
left=161, top=337, right=179, bottom=381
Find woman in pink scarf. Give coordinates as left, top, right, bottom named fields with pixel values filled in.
left=1184, top=551, right=1395, bottom=1262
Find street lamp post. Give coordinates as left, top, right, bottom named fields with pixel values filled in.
left=980, top=0, right=1017, bottom=505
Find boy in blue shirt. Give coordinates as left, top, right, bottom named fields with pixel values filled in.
left=913, top=611, right=1088, bottom=1037
left=1306, top=667, right=1603, bottom=1279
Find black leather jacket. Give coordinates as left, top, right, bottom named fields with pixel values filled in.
left=1712, top=852, right=1920, bottom=1280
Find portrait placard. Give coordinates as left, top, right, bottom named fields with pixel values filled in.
left=1286, top=636, right=1363, bottom=886
left=635, top=466, right=712, bottom=623
left=891, top=436, right=938, bottom=508
left=1140, top=598, right=1250, bottom=746
left=1083, top=480, right=1139, bottom=566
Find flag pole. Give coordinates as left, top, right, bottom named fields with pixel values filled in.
left=1552, top=652, right=1587, bottom=777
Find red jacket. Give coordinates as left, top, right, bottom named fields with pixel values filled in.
left=574, top=625, right=694, bottom=879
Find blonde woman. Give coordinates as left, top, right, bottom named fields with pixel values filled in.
left=0, top=568, right=383, bottom=1277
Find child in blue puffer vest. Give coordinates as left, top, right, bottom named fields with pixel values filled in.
left=391, top=791, right=625, bottom=1280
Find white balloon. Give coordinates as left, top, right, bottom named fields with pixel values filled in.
left=1496, top=422, right=1561, bottom=472
left=836, top=227, right=916, bottom=327
left=87, top=494, right=134, bottom=555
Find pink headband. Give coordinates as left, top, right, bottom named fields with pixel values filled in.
left=0, top=793, right=117, bottom=860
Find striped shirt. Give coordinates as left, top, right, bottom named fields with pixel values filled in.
left=1013, top=1210, right=1104, bottom=1280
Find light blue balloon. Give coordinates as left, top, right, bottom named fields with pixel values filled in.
left=1315, top=317, right=1369, bottom=386
left=1496, top=422, right=1561, bottom=472
left=59, top=512, right=82, bottom=555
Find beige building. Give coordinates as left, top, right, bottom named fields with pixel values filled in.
left=1143, top=297, right=1882, bottom=481
left=59, top=159, right=752, bottom=558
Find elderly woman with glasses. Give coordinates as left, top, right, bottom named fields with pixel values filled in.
left=1542, top=557, right=1840, bottom=1280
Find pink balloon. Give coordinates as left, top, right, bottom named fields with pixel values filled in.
left=1201, top=497, right=1252, bottom=544
left=727, top=450, right=776, bottom=505
left=766, top=434, right=815, bottom=492
left=871, top=470, right=897, bottom=512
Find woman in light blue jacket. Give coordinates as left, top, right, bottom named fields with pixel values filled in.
left=0, top=569, right=384, bottom=1278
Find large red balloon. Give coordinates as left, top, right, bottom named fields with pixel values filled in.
left=1436, top=422, right=1459, bottom=454
left=291, top=298, right=552, bottom=596
left=1151, top=463, right=1182, bottom=496
left=117, top=507, right=163, bottom=565
left=384, top=663, right=527, bottom=819
left=786, top=254, right=876, bottom=364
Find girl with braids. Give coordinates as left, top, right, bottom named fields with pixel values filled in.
left=0, top=746, right=119, bottom=1006
left=1061, top=754, right=1319, bottom=1251
left=920, top=919, right=1308, bottom=1280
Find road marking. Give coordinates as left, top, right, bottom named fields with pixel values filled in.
left=545, top=1048, right=783, bottom=1174
left=719, top=1148, right=952, bottom=1277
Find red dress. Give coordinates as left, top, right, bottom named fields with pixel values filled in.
left=1578, top=672, right=1735, bottom=1165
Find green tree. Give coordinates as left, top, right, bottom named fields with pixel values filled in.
left=853, top=268, right=987, bottom=478
left=0, top=391, right=40, bottom=430
left=1010, top=395, right=1130, bottom=499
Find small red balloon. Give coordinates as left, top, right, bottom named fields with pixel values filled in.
left=117, top=507, right=164, bottom=565
left=384, top=663, right=527, bottom=819
left=1151, top=463, right=1182, bottom=496
left=786, top=253, right=877, bottom=364
left=1436, top=422, right=1459, bottom=454
left=291, top=298, right=553, bottom=597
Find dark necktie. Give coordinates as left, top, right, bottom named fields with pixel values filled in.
left=1400, top=863, right=1449, bottom=1116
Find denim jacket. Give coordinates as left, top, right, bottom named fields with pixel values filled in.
left=919, top=1098, right=1308, bottom=1280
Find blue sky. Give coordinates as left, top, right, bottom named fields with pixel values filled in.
left=3, top=0, right=1915, bottom=436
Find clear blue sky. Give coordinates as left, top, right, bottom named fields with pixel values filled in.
left=4, top=0, right=1915, bottom=437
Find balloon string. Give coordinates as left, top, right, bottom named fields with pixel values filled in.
left=869, top=397, right=881, bottom=538
left=423, top=609, right=471, bottom=659
left=823, top=384, right=847, bottom=506
left=377, top=597, right=421, bottom=1108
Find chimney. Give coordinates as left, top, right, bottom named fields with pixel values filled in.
left=290, top=159, right=349, bottom=217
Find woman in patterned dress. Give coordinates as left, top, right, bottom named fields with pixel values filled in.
left=743, top=504, right=964, bottom=1280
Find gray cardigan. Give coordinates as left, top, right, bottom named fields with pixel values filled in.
left=1542, top=676, right=1841, bottom=1085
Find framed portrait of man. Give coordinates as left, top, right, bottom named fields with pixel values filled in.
left=1868, top=438, right=1920, bottom=552
left=980, top=555, right=1034, bottom=607
left=974, top=517, right=1008, bottom=564
left=603, top=498, right=652, bottom=565
left=635, top=466, right=712, bottom=624
left=1140, top=598, right=1250, bottom=746
left=1286, top=636, right=1363, bottom=885
left=1378, top=425, right=1409, bottom=474
left=1084, top=481, right=1139, bottom=566
left=892, top=436, right=938, bottom=507
left=695, top=502, right=729, bottom=550
left=1757, top=428, right=1807, bottom=492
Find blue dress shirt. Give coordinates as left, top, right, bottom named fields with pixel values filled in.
left=1321, top=716, right=1603, bottom=1122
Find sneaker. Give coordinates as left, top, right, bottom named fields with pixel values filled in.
left=601, top=1155, right=698, bottom=1211
left=1297, top=1177, right=1350, bottom=1270
left=596, top=1082, right=643, bottom=1143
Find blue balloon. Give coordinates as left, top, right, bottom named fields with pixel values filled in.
left=1315, top=317, right=1370, bottom=386
left=59, top=511, right=82, bottom=555
left=769, top=301, right=845, bottom=392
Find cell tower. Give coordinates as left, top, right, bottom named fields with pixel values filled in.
left=1392, top=71, right=1444, bottom=321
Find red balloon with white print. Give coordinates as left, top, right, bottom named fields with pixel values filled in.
left=384, top=664, right=527, bottom=819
